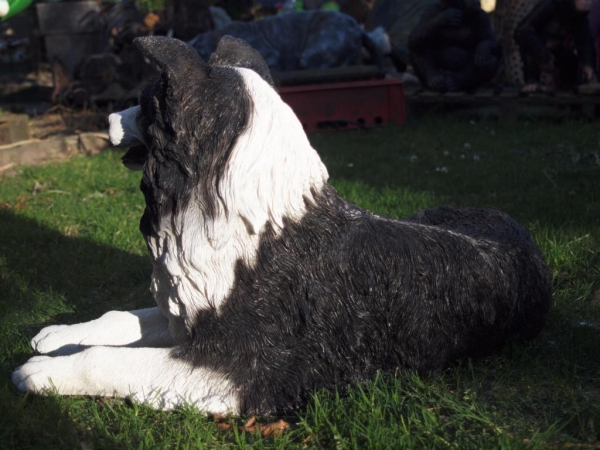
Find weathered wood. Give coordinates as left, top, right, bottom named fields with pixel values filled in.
left=0, top=114, right=30, bottom=146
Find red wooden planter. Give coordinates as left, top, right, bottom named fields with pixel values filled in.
left=279, top=77, right=405, bottom=132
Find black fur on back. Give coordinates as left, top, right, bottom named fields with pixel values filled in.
left=132, top=36, right=552, bottom=415
left=172, top=187, right=550, bottom=413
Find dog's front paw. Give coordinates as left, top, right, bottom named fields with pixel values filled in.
left=31, top=325, right=76, bottom=354
left=12, top=355, right=59, bottom=393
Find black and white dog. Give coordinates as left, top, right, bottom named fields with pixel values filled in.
left=13, top=36, right=551, bottom=415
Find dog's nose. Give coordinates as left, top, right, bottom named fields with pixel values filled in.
left=108, top=113, right=126, bottom=146
left=108, top=106, right=145, bottom=147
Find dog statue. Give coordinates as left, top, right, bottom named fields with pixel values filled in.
left=13, top=36, right=551, bottom=415
left=187, top=11, right=383, bottom=71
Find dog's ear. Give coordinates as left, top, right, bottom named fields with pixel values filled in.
left=134, top=36, right=208, bottom=85
left=209, top=35, right=275, bottom=87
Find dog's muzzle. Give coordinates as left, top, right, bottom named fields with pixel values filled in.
left=108, top=106, right=146, bottom=148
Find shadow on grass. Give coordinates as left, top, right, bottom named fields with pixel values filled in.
left=0, top=210, right=155, bottom=449
left=0, top=209, right=152, bottom=338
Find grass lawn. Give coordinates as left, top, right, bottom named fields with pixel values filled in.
left=0, top=118, right=599, bottom=449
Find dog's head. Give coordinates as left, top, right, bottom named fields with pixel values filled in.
left=108, top=36, right=328, bottom=247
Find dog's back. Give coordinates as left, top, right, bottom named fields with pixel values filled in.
left=174, top=185, right=551, bottom=413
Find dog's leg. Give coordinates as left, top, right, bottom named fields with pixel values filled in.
left=32, top=307, right=173, bottom=355
left=12, top=347, right=238, bottom=413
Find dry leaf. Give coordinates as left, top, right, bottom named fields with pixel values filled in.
left=144, top=12, right=160, bottom=30
left=63, top=225, right=79, bottom=237
left=213, top=415, right=291, bottom=438
left=244, top=416, right=257, bottom=428
left=14, top=195, right=27, bottom=211
left=257, top=419, right=290, bottom=437
left=32, top=180, right=48, bottom=196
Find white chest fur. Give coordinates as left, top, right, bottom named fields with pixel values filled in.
left=146, top=67, right=329, bottom=338
left=146, top=204, right=263, bottom=341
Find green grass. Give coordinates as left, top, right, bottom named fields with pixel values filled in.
left=1, top=118, right=599, bottom=449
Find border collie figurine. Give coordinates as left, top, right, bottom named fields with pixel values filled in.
left=13, top=36, right=551, bottom=415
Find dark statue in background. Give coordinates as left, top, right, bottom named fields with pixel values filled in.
left=408, top=0, right=502, bottom=92
left=514, top=0, right=597, bottom=92
left=188, top=11, right=381, bottom=71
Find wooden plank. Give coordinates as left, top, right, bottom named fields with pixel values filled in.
left=421, top=90, right=441, bottom=97
left=577, top=83, right=600, bottom=96
left=272, top=66, right=386, bottom=87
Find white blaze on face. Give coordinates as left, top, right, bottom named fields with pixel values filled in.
left=108, top=106, right=145, bottom=147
